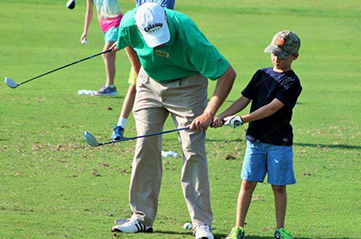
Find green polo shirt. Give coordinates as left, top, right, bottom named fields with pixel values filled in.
left=117, top=8, right=230, bottom=82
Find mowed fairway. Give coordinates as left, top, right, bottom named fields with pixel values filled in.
left=0, top=0, right=360, bottom=238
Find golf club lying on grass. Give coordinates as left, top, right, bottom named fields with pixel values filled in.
left=84, top=127, right=190, bottom=147
left=4, top=49, right=112, bottom=89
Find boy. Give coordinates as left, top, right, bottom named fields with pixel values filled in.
left=212, top=30, right=302, bottom=239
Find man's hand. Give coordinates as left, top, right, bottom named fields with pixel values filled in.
left=224, top=115, right=243, bottom=128
left=189, top=112, right=213, bottom=131
left=211, top=116, right=225, bottom=128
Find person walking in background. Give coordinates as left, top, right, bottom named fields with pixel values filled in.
left=111, top=0, right=175, bottom=140
left=81, top=0, right=123, bottom=96
left=110, top=3, right=236, bottom=239
left=212, top=30, right=302, bottom=239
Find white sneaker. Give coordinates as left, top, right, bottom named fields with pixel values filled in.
left=194, top=225, right=214, bottom=239
left=111, top=218, right=153, bottom=233
left=114, top=218, right=127, bottom=225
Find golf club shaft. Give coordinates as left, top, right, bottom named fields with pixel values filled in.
left=18, top=49, right=112, bottom=86
left=100, top=127, right=189, bottom=146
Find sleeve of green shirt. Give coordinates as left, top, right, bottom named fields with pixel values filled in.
left=116, top=10, right=135, bottom=50
left=117, top=28, right=130, bottom=50
left=185, top=18, right=230, bottom=80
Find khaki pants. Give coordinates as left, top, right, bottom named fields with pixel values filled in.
left=129, top=68, right=213, bottom=228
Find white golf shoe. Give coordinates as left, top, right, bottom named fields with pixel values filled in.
left=194, top=225, right=214, bottom=239
left=111, top=218, right=153, bottom=233
left=114, top=218, right=127, bottom=225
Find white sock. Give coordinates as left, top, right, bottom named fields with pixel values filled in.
left=117, top=117, right=127, bottom=128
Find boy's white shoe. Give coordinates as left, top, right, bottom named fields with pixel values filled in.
left=194, top=225, right=214, bottom=239
left=111, top=218, right=153, bottom=233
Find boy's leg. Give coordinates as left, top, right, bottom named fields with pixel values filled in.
left=226, top=141, right=267, bottom=238
left=102, top=41, right=116, bottom=86
left=120, top=74, right=137, bottom=120
left=236, top=180, right=258, bottom=227
left=238, top=141, right=268, bottom=227
left=267, top=144, right=295, bottom=238
left=272, top=185, right=287, bottom=229
left=94, top=27, right=119, bottom=96
left=226, top=180, right=257, bottom=239
left=118, top=84, right=136, bottom=123
left=112, top=69, right=137, bottom=140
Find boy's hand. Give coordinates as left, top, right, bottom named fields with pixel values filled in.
left=224, top=116, right=243, bottom=128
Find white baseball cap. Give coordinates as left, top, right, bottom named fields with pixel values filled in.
left=135, top=2, right=170, bottom=48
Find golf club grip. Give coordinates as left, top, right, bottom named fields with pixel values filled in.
left=210, top=119, right=225, bottom=127
left=20, top=49, right=112, bottom=85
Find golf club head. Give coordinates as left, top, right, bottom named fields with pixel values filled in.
left=4, top=77, right=18, bottom=88
left=83, top=131, right=100, bottom=147
left=66, top=0, right=75, bottom=9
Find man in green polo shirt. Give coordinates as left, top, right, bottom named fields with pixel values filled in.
left=111, top=3, right=236, bottom=239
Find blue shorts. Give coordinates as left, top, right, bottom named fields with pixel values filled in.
left=103, top=27, right=118, bottom=42
left=241, top=141, right=296, bottom=185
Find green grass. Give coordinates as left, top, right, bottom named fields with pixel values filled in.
left=0, top=0, right=360, bottom=238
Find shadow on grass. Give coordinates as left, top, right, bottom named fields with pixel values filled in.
left=152, top=230, right=191, bottom=236
left=152, top=231, right=227, bottom=238
left=206, top=138, right=244, bottom=142
left=206, top=140, right=361, bottom=150
left=238, top=237, right=354, bottom=239
left=120, top=231, right=355, bottom=239
left=96, top=95, right=124, bottom=100
left=152, top=231, right=355, bottom=239
left=295, top=142, right=361, bottom=150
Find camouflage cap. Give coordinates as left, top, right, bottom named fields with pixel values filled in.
left=264, top=30, right=301, bottom=59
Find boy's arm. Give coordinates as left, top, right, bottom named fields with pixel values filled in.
left=215, top=98, right=284, bottom=128
left=81, top=0, right=93, bottom=42
left=241, top=98, right=284, bottom=123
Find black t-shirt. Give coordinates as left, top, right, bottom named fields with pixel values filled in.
left=242, top=67, right=302, bottom=146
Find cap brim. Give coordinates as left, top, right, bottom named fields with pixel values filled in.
left=264, top=44, right=277, bottom=53
left=264, top=44, right=291, bottom=59
left=141, top=22, right=170, bottom=48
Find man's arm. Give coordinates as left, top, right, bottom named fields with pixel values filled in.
left=189, top=65, right=236, bottom=131
left=212, top=96, right=251, bottom=128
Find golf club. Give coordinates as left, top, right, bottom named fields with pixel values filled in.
left=66, top=0, right=75, bottom=10
left=84, top=127, right=190, bottom=147
left=4, top=49, right=112, bottom=89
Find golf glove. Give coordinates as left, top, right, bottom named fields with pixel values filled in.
left=224, top=116, right=243, bottom=128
